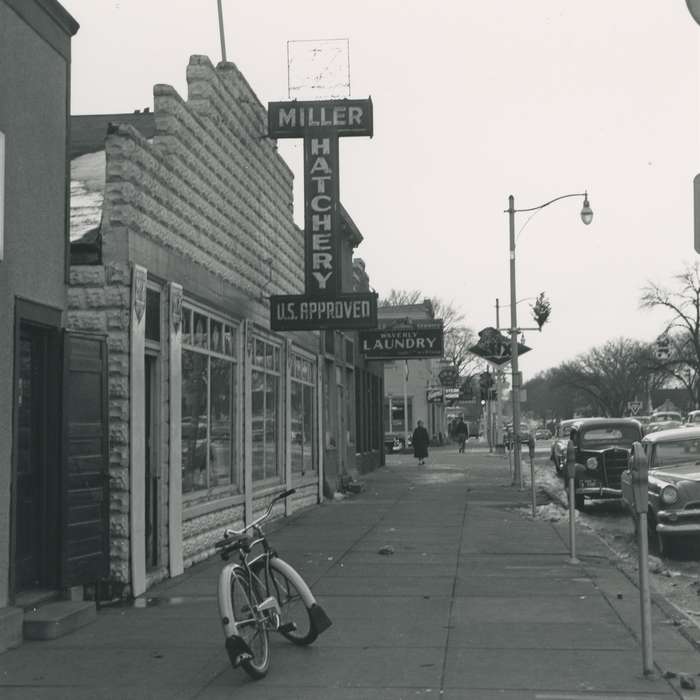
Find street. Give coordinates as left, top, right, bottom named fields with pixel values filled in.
left=3, top=447, right=700, bottom=698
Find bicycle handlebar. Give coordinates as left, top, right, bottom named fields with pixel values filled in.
left=220, top=488, right=296, bottom=540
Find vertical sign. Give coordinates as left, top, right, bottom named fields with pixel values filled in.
left=267, top=99, right=373, bottom=321
left=304, top=133, right=340, bottom=294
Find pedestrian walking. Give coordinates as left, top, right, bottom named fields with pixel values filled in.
left=454, top=416, right=468, bottom=453
left=412, top=419, right=430, bottom=465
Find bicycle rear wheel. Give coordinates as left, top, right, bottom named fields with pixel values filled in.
left=230, top=571, right=270, bottom=679
left=253, top=559, right=317, bottom=646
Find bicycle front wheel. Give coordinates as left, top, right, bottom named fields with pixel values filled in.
left=253, top=559, right=317, bottom=646
left=230, top=571, right=270, bottom=679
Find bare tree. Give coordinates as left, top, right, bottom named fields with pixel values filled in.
left=554, top=338, right=651, bottom=416
left=640, top=263, right=700, bottom=408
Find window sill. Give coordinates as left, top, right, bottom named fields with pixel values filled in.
left=183, top=489, right=244, bottom=521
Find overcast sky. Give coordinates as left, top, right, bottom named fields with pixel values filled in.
left=61, top=1, right=700, bottom=379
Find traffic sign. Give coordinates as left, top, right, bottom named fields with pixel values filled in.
left=628, top=401, right=643, bottom=416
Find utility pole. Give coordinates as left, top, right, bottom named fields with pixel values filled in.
left=217, top=0, right=227, bottom=62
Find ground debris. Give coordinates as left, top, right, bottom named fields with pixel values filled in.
left=378, top=545, right=395, bottom=556
left=680, top=673, right=696, bottom=690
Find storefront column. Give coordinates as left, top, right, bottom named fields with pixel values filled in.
left=168, top=283, right=183, bottom=577
left=243, top=321, right=253, bottom=525
left=284, top=339, right=293, bottom=515
left=316, top=353, right=324, bottom=503
left=130, top=265, right=147, bottom=597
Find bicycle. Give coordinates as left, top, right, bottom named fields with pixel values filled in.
left=214, top=488, right=332, bottom=680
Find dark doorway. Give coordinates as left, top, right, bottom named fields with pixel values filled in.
left=15, top=323, right=60, bottom=593
left=145, top=355, right=159, bottom=570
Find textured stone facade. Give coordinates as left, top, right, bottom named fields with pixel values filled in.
left=69, top=56, right=325, bottom=592
left=68, top=264, right=132, bottom=582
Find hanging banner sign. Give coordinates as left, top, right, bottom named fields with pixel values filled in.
left=269, top=292, right=378, bottom=331
left=359, top=321, right=444, bottom=359
left=469, top=326, right=531, bottom=365
left=427, top=387, right=444, bottom=403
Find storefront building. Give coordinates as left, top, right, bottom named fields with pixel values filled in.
left=380, top=301, right=446, bottom=442
left=68, top=55, right=382, bottom=599
left=0, top=0, right=79, bottom=651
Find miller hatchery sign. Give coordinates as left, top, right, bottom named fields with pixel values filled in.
left=268, top=98, right=376, bottom=331
left=359, top=320, right=444, bottom=359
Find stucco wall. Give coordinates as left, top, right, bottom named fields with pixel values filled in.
left=0, top=1, right=71, bottom=608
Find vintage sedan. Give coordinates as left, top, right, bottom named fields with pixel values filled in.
left=563, top=418, right=643, bottom=509
left=621, top=426, right=700, bottom=555
left=550, top=419, right=579, bottom=475
left=645, top=411, right=683, bottom=435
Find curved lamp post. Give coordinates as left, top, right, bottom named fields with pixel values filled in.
left=506, top=192, right=593, bottom=487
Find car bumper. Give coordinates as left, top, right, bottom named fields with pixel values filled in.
left=575, top=486, right=621, bottom=499
left=656, top=509, right=700, bottom=534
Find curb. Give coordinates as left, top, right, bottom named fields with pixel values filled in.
left=539, top=479, right=700, bottom=654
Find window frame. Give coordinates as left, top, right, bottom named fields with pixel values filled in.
left=181, top=301, right=242, bottom=499
left=289, top=346, right=318, bottom=483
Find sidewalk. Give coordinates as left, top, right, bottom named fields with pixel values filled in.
left=2, top=447, right=700, bottom=698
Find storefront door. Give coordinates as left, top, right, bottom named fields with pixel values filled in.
left=14, top=324, right=60, bottom=593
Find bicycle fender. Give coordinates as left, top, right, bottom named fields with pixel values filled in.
left=270, top=557, right=316, bottom=608
left=218, top=562, right=241, bottom=639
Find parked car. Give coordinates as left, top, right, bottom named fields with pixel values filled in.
left=550, top=419, right=578, bottom=475
left=384, top=433, right=411, bottom=453
left=563, top=418, right=643, bottom=509
left=645, top=411, right=683, bottom=435
left=685, top=410, right=700, bottom=427
left=535, top=428, right=552, bottom=440
left=504, top=422, right=531, bottom=448
left=621, top=426, right=700, bottom=555
left=636, top=415, right=651, bottom=435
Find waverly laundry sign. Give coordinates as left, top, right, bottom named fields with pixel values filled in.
left=359, top=321, right=444, bottom=359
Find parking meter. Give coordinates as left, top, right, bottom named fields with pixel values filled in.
left=565, top=439, right=577, bottom=480
left=528, top=434, right=536, bottom=460
left=628, top=442, right=649, bottom=514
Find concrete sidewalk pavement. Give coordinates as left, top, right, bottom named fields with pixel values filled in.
left=2, top=447, right=700, bottom=698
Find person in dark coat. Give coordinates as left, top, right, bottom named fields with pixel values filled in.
left=454, top=417, right=468, bottom=453
left=412, top=419, right=430, bottom=465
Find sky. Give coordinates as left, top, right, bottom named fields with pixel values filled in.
left=60, top=0, right=700, bottom=380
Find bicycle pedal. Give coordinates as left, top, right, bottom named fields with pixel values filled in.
left=278, top=622, right=297, bottom=634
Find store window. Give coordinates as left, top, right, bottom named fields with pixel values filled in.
left=252, top=337, right=281, bottom=482
left=181, top=304, right=238, bottom=494
left=383, top=397, right=413, bottom=433
left=291, top=353, right=316, bottom=476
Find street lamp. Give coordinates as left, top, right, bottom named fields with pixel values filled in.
left=506, top=191, right=593, bottom=487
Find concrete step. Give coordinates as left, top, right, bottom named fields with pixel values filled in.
left=0, top=606, right=24, bottom=652
left=23, top=601, right=97, bottom=641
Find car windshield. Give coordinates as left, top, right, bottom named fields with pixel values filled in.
left=653, top=439, right=700, bottom=468
left=652, top=413, right=681, bottom=422
left=580, top=425, right=639, bottom=448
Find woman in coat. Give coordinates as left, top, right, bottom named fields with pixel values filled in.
left=412, top=419, right=430, bottom=465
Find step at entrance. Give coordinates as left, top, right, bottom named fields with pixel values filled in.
left=23, top=601, right=96, bottom=641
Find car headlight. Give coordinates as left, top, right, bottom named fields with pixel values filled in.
left=661, top=485, right=679, bottom=505
left=585, top=457, right=598, bottom=471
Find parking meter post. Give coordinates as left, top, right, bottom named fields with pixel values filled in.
left=530, top=454, right=536, bottom=517
left=566, top=440, right=579, bottom=565
left=630, top=441, right=654, bottom=675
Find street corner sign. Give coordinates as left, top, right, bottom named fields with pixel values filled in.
left=469, top=326, right=530, bottom=365
left=267, top=99, right=373, bottom=139
left=359, top=320, right=444, bottom=359
left=628, top=401, right=643, bottom=416
left=269, top=292, right=378, bottom=331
